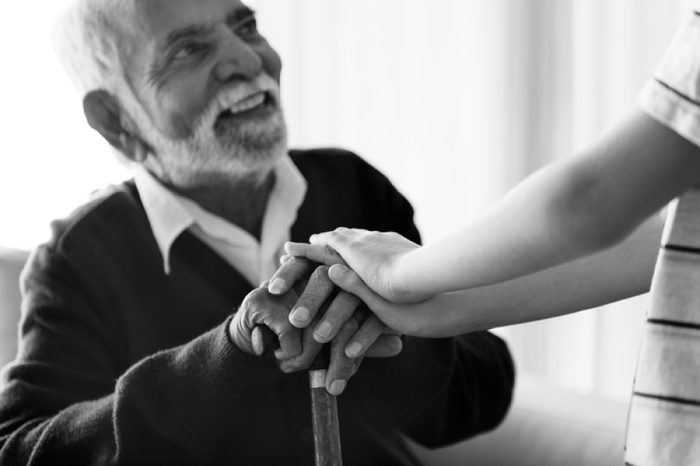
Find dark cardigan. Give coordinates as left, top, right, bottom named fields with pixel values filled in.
left=0, top=149, right=514, bottom=465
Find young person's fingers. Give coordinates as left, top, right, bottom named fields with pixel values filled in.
left=327, top=264, right=386, bottom=310
left=284, top=242, right=346, bottom=266
left=308, top=228, right=358, bottom=251
left=327, top=264, right=419, bottom=336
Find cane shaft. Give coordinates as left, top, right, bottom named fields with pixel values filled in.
left=309, top=369, right=342, bottom=466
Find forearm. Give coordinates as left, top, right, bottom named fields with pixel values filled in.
left=398, top=166, right=586, bottom=296
left=398, top=110, right=700, bottom=298
left=419, top=212, right=663, bottom=336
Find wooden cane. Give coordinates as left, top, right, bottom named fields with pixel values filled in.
left=308, top=348, right=342, bottom=466
left=252, top=326, right=343, bottom=465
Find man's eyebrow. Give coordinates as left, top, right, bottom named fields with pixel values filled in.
left=158, top=6, right=256, bottom=51
left=160, top=24, right=212, bottom=51
left=227, top=6, right=256, bottom=25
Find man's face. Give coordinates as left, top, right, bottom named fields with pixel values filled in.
left=122, top=0, right=286, bottom=179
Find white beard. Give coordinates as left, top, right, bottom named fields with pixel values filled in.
left=129, top=73, right=287, bottom=184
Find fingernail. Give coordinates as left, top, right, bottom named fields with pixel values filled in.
left=329, top=380, right=346, bottom=396
left=328, top=264, right=347, bottom=279
left=279, top=255, right=291, bottom=264
left=268, top=278, right=286, bottom=294
left=345, top=342, right=363, bottom=358
left=315, top=322, right=332, bottom=340
left=290, top=306, right=310, bottom=324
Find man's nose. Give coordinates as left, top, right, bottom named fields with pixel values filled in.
left=214, top=33, right=263, bottom=82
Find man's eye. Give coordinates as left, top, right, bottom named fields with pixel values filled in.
left=173, top=43, right=205, bottom=60
left=237, top=18, right=261, bottom=39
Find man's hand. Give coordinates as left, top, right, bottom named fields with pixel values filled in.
left=268, top=256, right=403, bottom=393
left=273, top=245, right=453, bottom=337
left=284, top=228, right=429, bottom=303
left=229, top=284, right=303, bottom=359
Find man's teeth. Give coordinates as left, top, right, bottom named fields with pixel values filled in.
left=227, top=93, right=266, bottom=115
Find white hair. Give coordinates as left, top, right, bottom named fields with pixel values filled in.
left=53, top=0, right=153, bottom=164
left=52, top=0, right=142, bottom=111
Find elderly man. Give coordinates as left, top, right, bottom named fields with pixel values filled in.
left=0, top=0, right=514, bottom=464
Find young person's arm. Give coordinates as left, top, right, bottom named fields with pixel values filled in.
left=290, top=109, right=700, bottom=303
left=298, top=211, right=663, bottom=339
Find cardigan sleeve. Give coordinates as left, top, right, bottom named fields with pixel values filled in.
left=0, top=245, right=281, bottom=465
left=332, top=151, right=516, bottom=446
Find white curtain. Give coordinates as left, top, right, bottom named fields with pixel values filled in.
left=249, top=0, right=696, bottom=400
left=0, top=0, right=696, bottom=399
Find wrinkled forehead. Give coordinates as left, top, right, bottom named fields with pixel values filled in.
left=128, top=0, right=247, bottom=45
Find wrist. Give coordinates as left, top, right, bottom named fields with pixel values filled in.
left=386, top=250, right=421, bottom=303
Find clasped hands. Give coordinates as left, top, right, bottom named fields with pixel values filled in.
left=229, top=254, right=402, bottom=395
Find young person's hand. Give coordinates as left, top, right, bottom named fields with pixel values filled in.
left=326, top=263, right=457, bottom=337
left=284, top=228, right=431, bottom=303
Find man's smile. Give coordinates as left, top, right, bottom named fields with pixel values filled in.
left=215, top=90, right=275, bottom=127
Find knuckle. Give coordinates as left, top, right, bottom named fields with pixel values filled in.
left=282, top=256, right=304, bottom=271
left=323, top=245, right=340, bottom=258
left=246, top=288, right=268, bottom=307
left=309, top=265, right=330, bottom=285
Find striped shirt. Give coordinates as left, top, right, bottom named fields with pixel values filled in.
left=625, top=9, right=700, bottom=466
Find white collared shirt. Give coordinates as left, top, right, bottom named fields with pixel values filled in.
left=133, top=155, right=307, bottom=286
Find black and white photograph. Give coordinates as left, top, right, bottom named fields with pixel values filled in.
left=0, top=1, right=698, bottom=465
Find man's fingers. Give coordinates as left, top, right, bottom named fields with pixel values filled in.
left=253, top=290, right=303, bottom=358
left=313, top=291, right=361, bottom=343
left=284, top=242, right=346, bottom=266
left=251, top=325, right=277, bottom=356
left=343, top=314, right=386, bottom=358
left=288, top=266, right=335, bottom=328
left=267, top=256, right=314, bottom=295
left=325, top=316, right=362, bottom=396
left=231, top=287, right=302, bottom=359
left=278, top=325, right=324, bottom=373
left=362, top=335, right=403, bottom=358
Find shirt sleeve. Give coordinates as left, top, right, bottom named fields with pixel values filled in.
left=638, top=10, right=700, bottom=147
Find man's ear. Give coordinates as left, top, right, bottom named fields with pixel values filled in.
left=82, top=90, right=150, bottom=163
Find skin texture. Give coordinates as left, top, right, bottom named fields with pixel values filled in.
left=83, top=0, right=398, bottom=394
left=286, top=110, right=700, bottom=305
left=282, top=212, right=665, bottom=338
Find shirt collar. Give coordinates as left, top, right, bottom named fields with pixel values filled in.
left=133, top=154, right=307, bottom=275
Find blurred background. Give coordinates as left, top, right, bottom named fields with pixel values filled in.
left=0, top=0, right=696, bottom=406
